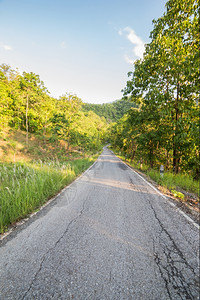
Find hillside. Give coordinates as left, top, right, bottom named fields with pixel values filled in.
left=0, top=127, right=89, bottom=163
left=0, top=65, right=109, bottom=162
left=83, top=99, right=137, bottom=122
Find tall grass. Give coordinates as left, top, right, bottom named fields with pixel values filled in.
left=0, top=157, right=95, bottom=234
left=147, top=169, right=199, bottom=196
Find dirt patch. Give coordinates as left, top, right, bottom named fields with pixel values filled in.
left=0, top=127, right=87, bottom=163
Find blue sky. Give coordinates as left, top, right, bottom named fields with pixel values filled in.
left=0, top=0, right=167, bottom=103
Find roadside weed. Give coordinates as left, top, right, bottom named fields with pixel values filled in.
left=146, top=169, right=199, bottom=197
left=0, top=157, right=95, bottom=234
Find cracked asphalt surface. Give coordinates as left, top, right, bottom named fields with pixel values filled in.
left=0, top=147, right=199, bottom=299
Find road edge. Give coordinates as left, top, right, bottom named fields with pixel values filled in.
left=0, top=157, right=99, bottom=242
left=111, top=149, right=200, bottom=230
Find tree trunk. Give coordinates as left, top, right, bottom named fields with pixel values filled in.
left=67, top=132, right=70, bottom=151
left=26, top=95, right=29, bottom=148
left=43, top=116, right=47, bottom=145
left=131, top=145, right=137, bottom=162
left=173, top=83, right=180, bottom=174
left=165, top=150, right=170, bottom=171
left=150, top=149, right=154, bottom=168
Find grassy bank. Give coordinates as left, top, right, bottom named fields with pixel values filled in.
left=0, top=156, right=97, bottom=234
left=146, top=169, right=199, bottom=195
left=112, top=150, right=199, bottom=201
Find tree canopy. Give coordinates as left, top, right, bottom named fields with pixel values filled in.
left=83, top=98, right=137, bottom=122
left=110, top=0, right=199, bottom=178
left=0, top=65, right=108, bottom=152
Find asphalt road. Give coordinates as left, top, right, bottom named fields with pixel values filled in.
left=0, top=147, right=199, bottom=300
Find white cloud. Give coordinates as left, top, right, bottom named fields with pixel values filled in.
left=0, top=44, right=13, bottom=51
left=60, top=41, right=66, bottom=49
left=118, top=29, right=123, bottom=36
left=119, top=27, right=145, bottom=63
left=124, top=54, right=134, bottom=64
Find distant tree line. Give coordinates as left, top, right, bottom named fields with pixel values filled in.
left=83, top=99, right=137, bottom=122
left=110, top=0, right=199, bottom=179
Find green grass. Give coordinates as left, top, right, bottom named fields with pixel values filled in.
left=111, top=148, right=199, bottom=199
left=0, top=156, right=97, bottom=234
left=147, top=169, right=199, bottom=197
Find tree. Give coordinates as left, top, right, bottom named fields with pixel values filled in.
left=0, top=64, right=20, bottom=129
left=18, top=72, right=48, bottom=146
left=0, top=70, right=12, bottom=129
left=122, top=0, right=199, bottom=176
left=55, top=94, right=83, bottom=150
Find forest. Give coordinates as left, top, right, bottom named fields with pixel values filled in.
left=83, top=99, right=137, bottom=122
left=110, top=0, right=199, bottom=179
left=0, top=64, right=108, bottom=156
